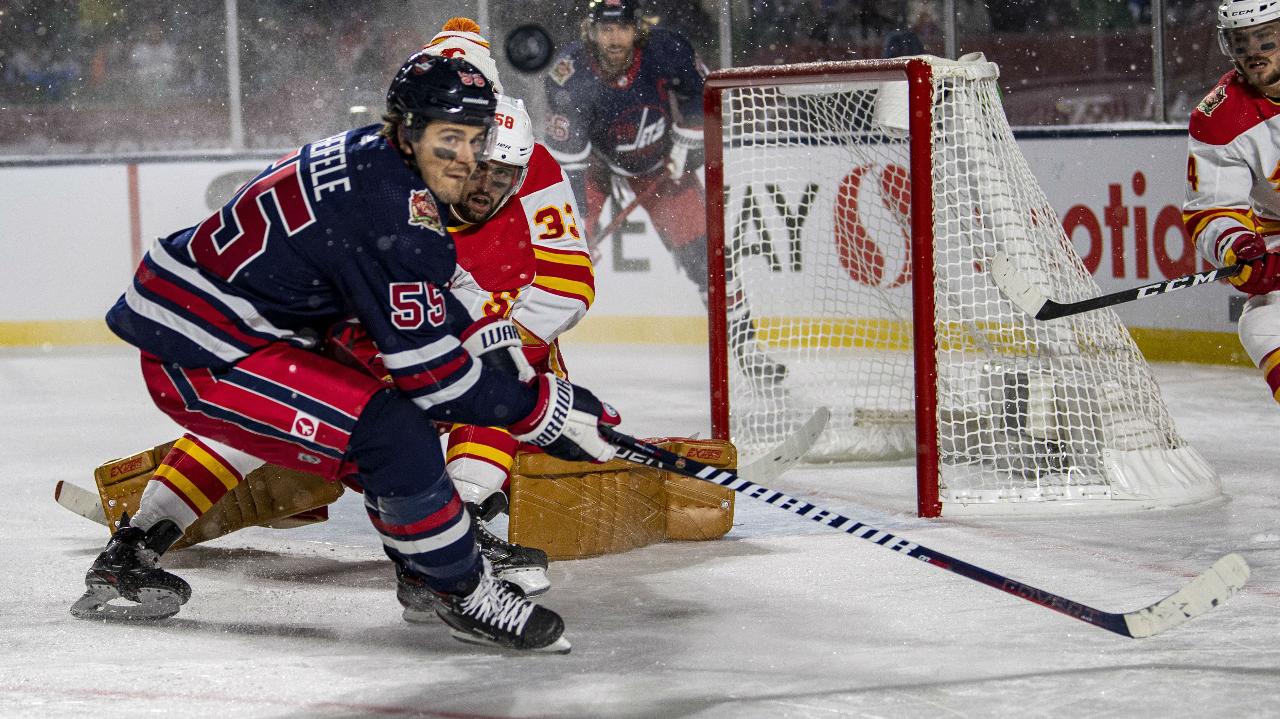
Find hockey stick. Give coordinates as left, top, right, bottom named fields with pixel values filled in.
left=988, top=252, right=1244, bottom=321
left=738, top=407, right=829, bottom=484
left=54, top=480, right=108, bottom=526
left=592, top=183, right=665, bottom=250
left=601, top=426, right=1250, bottom=638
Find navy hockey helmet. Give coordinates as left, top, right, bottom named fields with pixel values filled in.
left=588, top=0, right=642, bottom=24
left=386, top=52, right=497, bottom=139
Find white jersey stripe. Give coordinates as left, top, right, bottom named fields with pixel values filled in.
left=382, top=335, right=463, bottom=371
left=409, top=359, right=482, bottom=410
left=149, top=242, right=295, bottom=341
left=377, top=511, right=472, bottom=555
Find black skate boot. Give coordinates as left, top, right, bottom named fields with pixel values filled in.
left=70, top=515, right=189, bottom=622
left=467, top=496, right=550, bottom=597
left=728, top=317, right=788, bottom=386
left=734, top=343, right=788, bottom=385
left=396, top=560, right=570, bottom=653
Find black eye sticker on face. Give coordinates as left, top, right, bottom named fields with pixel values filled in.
left=1263, top=42, right=1278, bottom=52
left=433, top=146, right=458, bottom=161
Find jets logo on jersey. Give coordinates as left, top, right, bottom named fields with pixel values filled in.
left=550, top=57, right=575, bottom=86
left=408, top=189, right=443, bottom=232
left=613, top=106, right=666, bottom=154
left=1198, top=84, right=1228, bottom=116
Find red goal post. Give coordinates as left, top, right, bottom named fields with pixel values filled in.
left=702, top=56, right=1219, bottom=518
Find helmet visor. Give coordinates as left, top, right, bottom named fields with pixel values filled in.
left=1221, top=20, right=1280, bottom=56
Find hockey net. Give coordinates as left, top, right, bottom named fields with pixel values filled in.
left=704, top=55, right=1219, bottom=517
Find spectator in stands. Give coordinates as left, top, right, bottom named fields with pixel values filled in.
left=128, top=21, right=177, bottom=99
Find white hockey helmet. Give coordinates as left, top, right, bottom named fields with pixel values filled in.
left=1218, top=0, right=1280, bottom=56
left=490, top=95, right=536, bottom=169
left=453, top=95, right=534, bottom=222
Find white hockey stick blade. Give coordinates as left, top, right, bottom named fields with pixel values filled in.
left=988, top=253, right=1048, bottom=317
left=54, top=480, right=108, bottom=527
left=738, top=407, right=830, bottom=484
left=1122, top=553, right=1250, bottom=638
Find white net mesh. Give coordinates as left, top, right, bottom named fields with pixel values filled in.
left=713, top=56, right=1219, bottom=513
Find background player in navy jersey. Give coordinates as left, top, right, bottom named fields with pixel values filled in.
left=543, top=0, right=786, bottom=383
left=69, top=53, right=621, bottom=654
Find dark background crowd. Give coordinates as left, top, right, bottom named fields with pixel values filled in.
left=0, top=0, right=1228, bottom=155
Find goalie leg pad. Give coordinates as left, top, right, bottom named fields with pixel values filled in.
left=508, top=438, right=736, bottom=560
left=94, top=438, right=344, bottom=550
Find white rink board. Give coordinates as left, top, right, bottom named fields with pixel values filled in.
left=0, top=132, right=1231, bottom=337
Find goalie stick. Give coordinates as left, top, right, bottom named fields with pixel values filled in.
left=738, top=407, right=829, bottom=484
left=54, top=480, right=108, bottom=527
left=601, top=426, right=1250, bottom=639
left=988, top=252, right=1244, bottom=321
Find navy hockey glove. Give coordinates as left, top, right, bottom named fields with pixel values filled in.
left=510, top=374, right=621, bottom=462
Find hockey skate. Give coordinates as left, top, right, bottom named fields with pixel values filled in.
left=396, top=560, right=570, bottom=653
left=727, top=314, right=787, bottom=386
left=467, top=498, right=550, bottom=596
left=70, top=516, right=189, bottom=622
left=734, top=341, right=788, bottom=386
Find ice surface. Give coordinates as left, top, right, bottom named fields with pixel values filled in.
left=1, top=343, right=1277, bottom=718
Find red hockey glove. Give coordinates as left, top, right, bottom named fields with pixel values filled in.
left=1223, top=232, right=1267, bottom=266
left=510, top=374, right=621, bottom=463
left=1229, top=251, right=1280, bottom=295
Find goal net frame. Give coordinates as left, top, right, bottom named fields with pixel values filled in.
left=703, top=56, right=1219, bottom=518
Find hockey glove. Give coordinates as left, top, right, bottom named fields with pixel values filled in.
left=1230, top=251, right=1280, bottom=295
left=510, top=374, right=621, bottom=463
left=461, top=315, right=536, bottom=382
left=666, top=125, right=704, bottom=180
left=1223, top=231, right=1267, bottom=265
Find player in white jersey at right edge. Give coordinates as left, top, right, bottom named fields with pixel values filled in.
left=1185, top=0, right=1280, bottom=403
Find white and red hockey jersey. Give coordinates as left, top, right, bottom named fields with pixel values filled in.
left=448, top=142, right=595, bottom=375
left=1184, top=69, right=1280, bottom=264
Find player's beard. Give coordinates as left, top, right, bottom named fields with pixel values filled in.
left=597, top=42, right=632, bottom=78
left=458, top=189, right=494, bottom=223
left=1242, top=56, right=1280, bottom=95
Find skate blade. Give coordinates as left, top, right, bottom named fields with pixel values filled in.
left=496, top=567, right=550, bottom=597
left=447, top=628, right=572, bottom=654
left=70, top=584, right=183, bottom=622
left=402, top=606, right=438, bottom=624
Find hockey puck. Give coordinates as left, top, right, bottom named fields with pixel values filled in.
left=505, top=24, right=555, bottom=74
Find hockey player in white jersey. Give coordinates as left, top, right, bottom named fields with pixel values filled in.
left=1185, top=0, right=1280, bottom=402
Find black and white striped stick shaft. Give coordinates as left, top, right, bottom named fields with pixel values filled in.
left=601, top=427, right=1249, bottom=639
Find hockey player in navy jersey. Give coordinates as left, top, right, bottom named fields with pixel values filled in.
left=543, top=0, right=786, bottom=383
left=70, top=53, right=622, bottom=654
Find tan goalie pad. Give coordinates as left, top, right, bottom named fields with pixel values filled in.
left=508, top=438, right=736, bottom=560
left=93, top=441, right=344, bottom=550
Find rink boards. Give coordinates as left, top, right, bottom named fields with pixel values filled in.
left=0, top=129, right=1245, bottom=364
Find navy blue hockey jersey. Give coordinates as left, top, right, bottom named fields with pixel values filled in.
left=543, top=27, right=705, bottom=177
left=106, top=125, right=534, bottom=426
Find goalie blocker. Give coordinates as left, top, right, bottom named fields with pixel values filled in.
left=83, top=437, right=737, bottom=558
